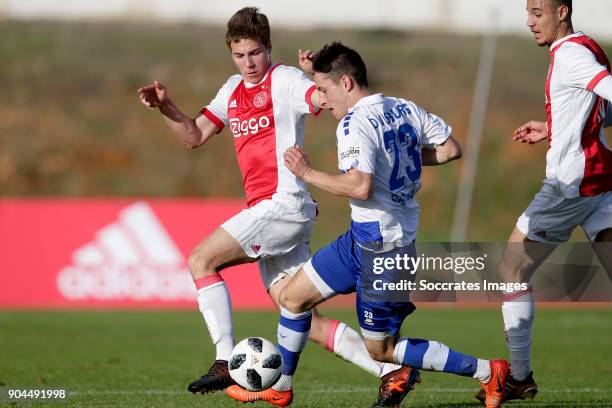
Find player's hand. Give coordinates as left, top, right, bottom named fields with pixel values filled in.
left=512, top=121, right=548, bottom=144
left=284, top=146, right=311, bottom=179
left=137, top=81, right=168, bottom=110
left=298, top=49, right=315, bottom=75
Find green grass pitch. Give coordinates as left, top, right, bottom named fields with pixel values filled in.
left=1, top=308, right=611, bottom=407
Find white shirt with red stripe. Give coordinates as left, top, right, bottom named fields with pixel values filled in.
left=545, top=32, right=612, bottom=198
left=201, top=64, right=319, bottom=207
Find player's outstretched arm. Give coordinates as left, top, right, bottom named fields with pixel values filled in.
left=284, top=146, right=373, bottom=200
left=422, top=135, right=462, bottom=166
left=137, top=81, right=219, bottom=149
left=512, top=120, right=548, bottom=144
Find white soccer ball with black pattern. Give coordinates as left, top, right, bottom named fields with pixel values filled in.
left=228, top=337, right=282, bottom=391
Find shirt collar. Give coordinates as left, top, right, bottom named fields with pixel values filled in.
left=349, top=93, right=384, bottom=112
left=244, top=63, right=277, bottom=88
left=550, top=31, right=583, bottom=51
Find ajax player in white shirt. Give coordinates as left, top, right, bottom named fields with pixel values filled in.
left=137, top=7, right=412, bottom=404
left=476, top=0, right=612, bottom=404
left=227, top=42, right=510, bottom=408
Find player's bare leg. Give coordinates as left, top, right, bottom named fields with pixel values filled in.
left=228, top=270, right=420, bottom=407
left=269, top=277, right=332, bottom=352
left=497, top=227, right=556, bottom=283
left=476, top=227, right=555, bottom=404
left=187, top=227, right=256, bottom=394
left=306, top=307, right=401, bottom=379
left=188, top=227, right=255, bottom=281
left=226, top=268, right=323, bottom=406
left=269, top=276, right=332, bottom=349
left=270, top=276, right=374, bottom=370
left=499, top=228, right=555, bottom=391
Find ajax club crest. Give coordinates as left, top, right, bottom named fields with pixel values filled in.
left=253, top=91, right=267, bottom=108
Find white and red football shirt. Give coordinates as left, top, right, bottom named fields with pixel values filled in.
left=201, top=64, right=319, bottom=207
left=545, top=32, right=612, bottom=198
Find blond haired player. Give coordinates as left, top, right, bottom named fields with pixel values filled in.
left=138, top=7, right=412, bottom=406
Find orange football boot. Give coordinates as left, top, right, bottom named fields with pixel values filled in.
left=475, top=370, right=538, bottom=404
left=225, top=384, right=293, bottom=407
left=371, top=366, right=421, bottom=407
left=478, top=359, right=509, bottom=408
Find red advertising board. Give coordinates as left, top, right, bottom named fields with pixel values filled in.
left=0, top=199, right=274, bottom=309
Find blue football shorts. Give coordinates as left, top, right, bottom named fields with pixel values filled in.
left=303, top=229, right=416, bottom=340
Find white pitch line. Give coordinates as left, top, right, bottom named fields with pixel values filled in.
left=308, top=387, right=612, bottom=394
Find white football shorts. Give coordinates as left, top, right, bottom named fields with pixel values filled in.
left=517, top=183, right=612, bottom=243
left=221, top=192, right=317, bottom=289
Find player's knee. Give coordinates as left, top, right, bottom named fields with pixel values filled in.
left=187, top=248, right=216, bottom=279
left=279, top=287, right=310, bottom=314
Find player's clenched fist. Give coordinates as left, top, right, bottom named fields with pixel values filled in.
left=137, top=80, right=168, bottom=110
left=284, top=146, right=311, bottom=179
left=298, top=49, right=316, bottom=76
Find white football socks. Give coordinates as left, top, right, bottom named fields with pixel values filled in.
left=473, top=359, right=491, bottom=383
left=328, top=321, right=400, bottom=378
left=195, top=276, right=235, bottom=361
left=272, top=374, right=293, bottom=392
left=502, top=290, right=534, bottom=381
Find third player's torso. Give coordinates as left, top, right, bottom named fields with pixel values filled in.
left=545, top=33, right=612, bottom=197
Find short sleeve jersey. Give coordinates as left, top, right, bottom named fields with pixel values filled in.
left=545, top=32, right=612, bottom=198
left=201, top=64, right=319, bottom=207
left=336, top=93, right=451, bottom=244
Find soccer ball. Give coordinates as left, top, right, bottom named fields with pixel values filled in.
left=228, top=337, right=282, bottom=391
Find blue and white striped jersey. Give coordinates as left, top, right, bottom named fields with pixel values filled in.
left=336, top=93, right=452, bottom=245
